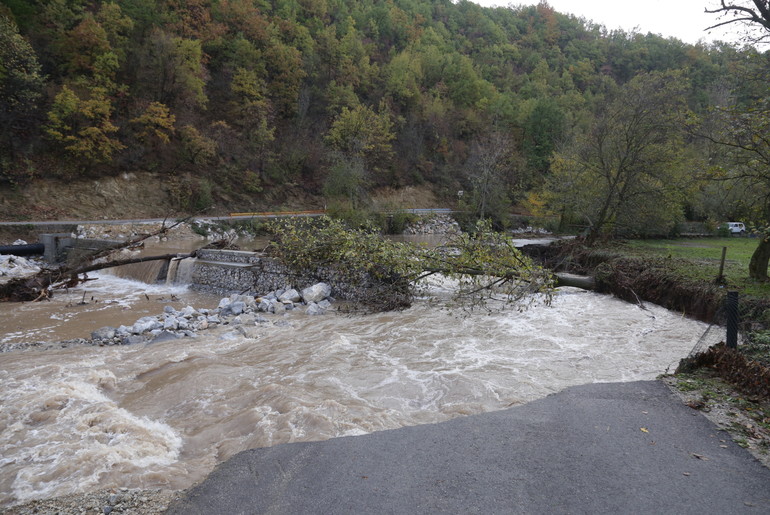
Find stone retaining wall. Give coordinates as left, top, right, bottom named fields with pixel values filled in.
left=190, top=249, right=364, bottom=300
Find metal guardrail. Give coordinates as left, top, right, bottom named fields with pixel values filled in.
left=225, top=208, right=453, bottom=218
left=226, top=210, right=326, bottom=218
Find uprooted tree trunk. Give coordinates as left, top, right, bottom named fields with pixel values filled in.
left=0, top=218, right=196, bottom=302
left=749, top=236, right=770, bottom=281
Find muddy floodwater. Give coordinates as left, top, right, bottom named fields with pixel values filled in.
left=0, top=263, right=710, bottom=507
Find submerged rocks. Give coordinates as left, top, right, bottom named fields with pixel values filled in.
left=91, top=326, right=116, bottom=340
left=87, top=282, right=336, bottom=347
left=305, top=302, right=325, bottom=315
left=511, top=226, right=552, bottom=235
left=132, top=317, right=162, bottom=335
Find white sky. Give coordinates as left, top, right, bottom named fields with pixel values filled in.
left=470, top=1, right=747, bottom=45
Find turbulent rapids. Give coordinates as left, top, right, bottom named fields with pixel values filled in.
left=0, top=270, right=710, bottom=507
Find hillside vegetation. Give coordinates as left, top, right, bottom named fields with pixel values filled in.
left=0, top=0, right=761, bottom=224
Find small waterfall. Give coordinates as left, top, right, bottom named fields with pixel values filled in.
left=167, top=257, right=197, bottom=285
left=105, top=259, right=169, bottom=284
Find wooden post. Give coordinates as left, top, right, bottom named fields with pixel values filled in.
left=717, top=246, right=727, bottom=283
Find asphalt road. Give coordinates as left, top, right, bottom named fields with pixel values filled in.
left=167, top=380, right=770, bottom=514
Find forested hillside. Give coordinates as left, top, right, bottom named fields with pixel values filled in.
left=0, top=0, right=762, bottom=230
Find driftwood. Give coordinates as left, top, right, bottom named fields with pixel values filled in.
left=69, top=216, right=192, bottom=267
left=0, top=252, right=195, bottom=302
left=554, top=272, right=596, bottom=291
left=0, top=218, right=198, bottom=303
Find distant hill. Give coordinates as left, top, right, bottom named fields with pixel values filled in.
left=0, top=0, right=748, bottom=218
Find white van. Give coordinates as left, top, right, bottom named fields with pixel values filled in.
left=726, top=222, right=746, bottom=235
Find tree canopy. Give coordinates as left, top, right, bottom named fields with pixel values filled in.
left=706, top=1, right=770, bottom=43
left=0, top=0, right=752, bottom=219
left=546, top=71, right=691, bottom=241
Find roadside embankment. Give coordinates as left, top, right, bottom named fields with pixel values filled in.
left=525, top=241, right=732, bottom=325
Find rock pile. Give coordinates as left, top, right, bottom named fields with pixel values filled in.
left=90, top=282, right=334, bottom=346
left=188, top=219, right=246, bottom=241
left=402, top=214, right=461, bottom=235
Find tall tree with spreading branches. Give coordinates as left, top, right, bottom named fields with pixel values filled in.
left=546, top=71, right=691, bottom=242
left=703, top=1, right=770, bottom=280
left=705, top=1, right=770, bottom=43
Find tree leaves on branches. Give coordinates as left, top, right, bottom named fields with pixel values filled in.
left=266, top=216, right=553, bottom=313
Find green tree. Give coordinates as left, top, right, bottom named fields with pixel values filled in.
left=698, top=95, right=770, bottom=280
left=703, top=3, right=770, bottom=279
left=384, top=49, right=423, bottom=106
left=0, top=14, right=44, bottom=175
left=60, top=14, right=111, bottom=76
left=323, top=101, right=397, bottom=205
left=522, top=98, right=565, bottom=181
left=130, top=101, right=176, bottom=146
left=462, top=132, right=516, bottom=225
left=546, top=71, right=691, bottom=241
left=139, top=28, right=208, bottom=109
left=323, top=153, right=366, bottom=207
left=325, top=101, right=396, bottom=162
left=178, top=124, right=216, bottom=166
left=95, top=2, right=134, bottom=63
left=45, top=85, right=125, bottom=169
left=230, top=67, right=275, bottom=176
left=263, top=30, right=306, bottom=116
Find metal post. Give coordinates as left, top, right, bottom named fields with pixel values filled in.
left=726, top=291, right=739, bottom=349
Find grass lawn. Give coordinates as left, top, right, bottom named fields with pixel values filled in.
left=619, top=237, right=770, bottom=298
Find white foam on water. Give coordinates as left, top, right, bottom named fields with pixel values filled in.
left=0, top=287, right=711, bottom=507
left=0, top=357, right=182, bottom=504
left=87, top=272, right=192, bottom=299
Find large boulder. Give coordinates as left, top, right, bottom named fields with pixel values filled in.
left=272, top=301, right=286, bottom=315
left=91, top=326, right=116, bottom=340
left=180, top=305, right=198, bottom=318
left=162, top=316, right=179, bottom=331
left=301, top=283, right=331, bottom=304
left=279, top=288, right=301, bottom=303
left=131, top=316, right=162, bottom=334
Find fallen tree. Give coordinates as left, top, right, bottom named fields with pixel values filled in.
left=266, top=217, right=555, bottom=312
left=1, top=216, right=556, bottom=311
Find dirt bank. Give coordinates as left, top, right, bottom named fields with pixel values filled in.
left=524, top=242, right=726, bottom=324
left=0, top=175, right=443, bottom=224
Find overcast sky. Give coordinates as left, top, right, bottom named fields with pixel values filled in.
left=470, top=1, right=746, bottom=45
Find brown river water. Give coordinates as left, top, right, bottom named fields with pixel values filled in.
left=0, top=241, right=712, bottom=507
